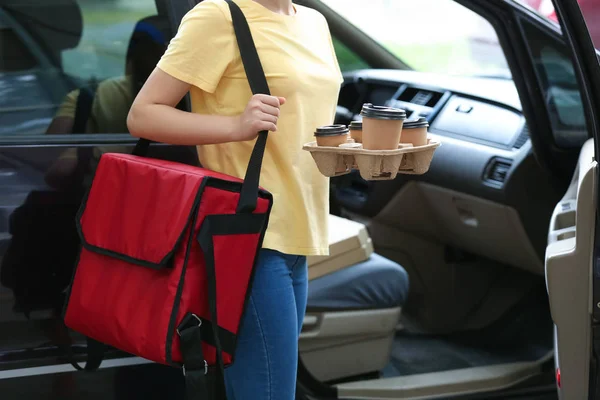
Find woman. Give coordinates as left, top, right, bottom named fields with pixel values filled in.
left=47, top=16, right=171, bottom=136
left=44, top=16, right=173, bottom=189
left=127, top=0, right=342, bottom=398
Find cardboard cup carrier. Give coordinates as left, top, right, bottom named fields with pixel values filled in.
left=304, top=111, right=440, bottom=180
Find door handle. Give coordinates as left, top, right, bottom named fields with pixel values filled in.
left=453, top=197, right=478, bottom=228
left=456, top=206, right=478, bottom=228
left=300, top=315, right=321, bottom=338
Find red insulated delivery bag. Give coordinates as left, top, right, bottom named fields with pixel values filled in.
left=64, top=2, right=271, bottom=398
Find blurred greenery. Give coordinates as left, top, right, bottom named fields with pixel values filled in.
left=385, top=41, right=472, bottom=75
left=71, top=1, right=497, bottom=79
left=333, top=35, right=478, bottom=75
left=335, top=36, right=503, bottom=77
left=61, top=1, right=157, bottom=79
left=82, top=8, right=153, bottom=25
left=332, top=37, right=370, bottom=72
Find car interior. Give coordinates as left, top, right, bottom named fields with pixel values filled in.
left=0, top=0, right=598, bottom=399
left=296, top=0, right=593, bottom=399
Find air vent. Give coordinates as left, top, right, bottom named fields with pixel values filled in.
left=485, top=158, right=512, bottom=186
left=412, top=91, right=433, bottom=106
left=398, top=87, right=444, bottom=107
left=513, top=125, right=530, bottom=149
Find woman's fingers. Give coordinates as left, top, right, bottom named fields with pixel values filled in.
left=258, top=112, right=278, bottom=124
left=247, top=94, right=286, bottom=134
left=255, top=94, right=285, bottom=108
left=255, top=120, right=278, bottom=132
left=260, top=103, right=280, bottom=118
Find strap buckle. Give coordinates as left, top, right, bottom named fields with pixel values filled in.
left=177, top=313, right=202, bottom=336
left=182, top=360, right=208, bottom=376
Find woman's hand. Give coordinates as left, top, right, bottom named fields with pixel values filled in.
left=234, top=94, right=286, bottom=142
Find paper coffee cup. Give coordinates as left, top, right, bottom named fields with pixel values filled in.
left=314, top=124, right=349, bottom=147
left=360, top=103, right=406, bottom=150
left=401, top=117, right=429, bottom=147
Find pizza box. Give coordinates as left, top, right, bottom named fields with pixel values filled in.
left=307, top=214, right=373, bottom=280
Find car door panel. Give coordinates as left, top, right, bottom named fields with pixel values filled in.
left=542, top=0, right=600, bottom=398
left=0, top=143, right=201, bottom=400
left=545, top=138, right=596, bottom=399
left=0, top=0, right=197, bottom=397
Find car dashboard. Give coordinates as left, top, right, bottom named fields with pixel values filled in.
left=333, top=69, right=559, bottom=275
left=336, top=69, right=530, bottom=200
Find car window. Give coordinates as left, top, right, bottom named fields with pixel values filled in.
left=517, top=0, right=596, bottom=147
left=318, top=0, right=511, bottom=79
left=521, top=20, right=588, bottom=147
left=0, top=26, right=39, bottom=72
left=331, top=36, right=370, bottom=72
left=0, top=0, right=164, bottom=139
left=517, top=0, right=600, bottom=49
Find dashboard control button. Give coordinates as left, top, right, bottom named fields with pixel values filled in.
left=456, top=104, right=473, bottom=113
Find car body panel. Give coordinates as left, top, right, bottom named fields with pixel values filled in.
left=0, top=0, right=597, bottom=399
left=540, top=0, right=600, bottom=399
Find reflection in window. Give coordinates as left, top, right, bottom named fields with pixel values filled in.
left=522, top=21, right=587, bottom=147
left=0, top=0, right=163, bottom=137
left=318, top=0, right=511, bottom=79
left=0, top=28, right=38, bottom=72
left=541, top=47, right=585, bottom=129
left=517, top=0, right=600, bottom=49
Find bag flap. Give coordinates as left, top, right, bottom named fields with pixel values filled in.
left=78, top=154, right=208, bottom=268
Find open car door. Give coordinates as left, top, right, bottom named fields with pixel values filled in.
left=544, top=0, right=600, bottom=399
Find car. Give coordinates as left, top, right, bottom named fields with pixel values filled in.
left=522, top=0, right=600, bottom=48
left=0, top=2, right=84, bottom=136
left=0, top=0, right=598, bottom=399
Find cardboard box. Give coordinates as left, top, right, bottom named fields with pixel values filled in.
left=308, top=215, right=373, bottom=280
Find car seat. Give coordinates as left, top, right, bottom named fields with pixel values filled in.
left=299, top=216, right=409, bottom=382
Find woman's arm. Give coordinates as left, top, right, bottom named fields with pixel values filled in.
left=127, top=68, right=284, bottom=145
left=45, top=89, right=80, bottom=134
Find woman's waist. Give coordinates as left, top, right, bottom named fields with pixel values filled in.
left=197, top=145, right=321, bottom=183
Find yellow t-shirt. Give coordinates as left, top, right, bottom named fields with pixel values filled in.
left=55, top=76, right=134, bottom=133
left=52, top=76, right=134, bottom=185
left=157, top=0, right=342, bottom=256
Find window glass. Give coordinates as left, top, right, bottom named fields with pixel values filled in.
left=0, top=0, right=165, bottom=138
left=331, top=36, right=369, bottom=72
left=0, top=28, right=38, bottom=72
left=319, top=0, right=511, bottom=79
left=522, top=21, right=588, bottom=147
left=517, top=0, right=600, bottom=49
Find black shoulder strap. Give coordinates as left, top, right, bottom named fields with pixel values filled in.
left=176, top=4, right=270, bottom=400
left=133, top=0, right=271, bottom=214
left=72, top=84, right=98, bottom=185
left=59, top=84, right=104, bottom=370
left=72, top=84, right=97, bottom=134
left=66, top=336, right=105, bottom=372
left=225, top=0, right=270, bottom=96
left=225, top=0, right=271, bottom=214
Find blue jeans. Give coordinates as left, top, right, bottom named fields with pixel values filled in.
left=224, top=249, right=308, bottom=400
